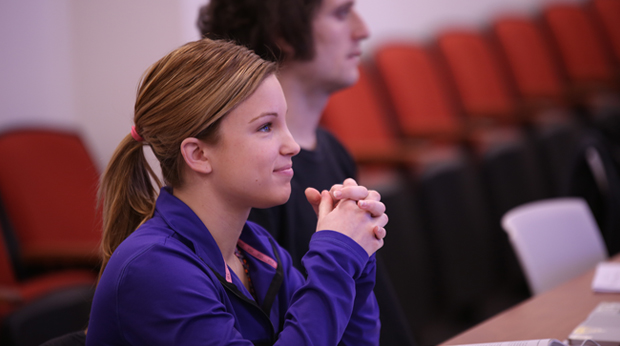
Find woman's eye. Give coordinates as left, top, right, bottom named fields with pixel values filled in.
left=259, top=123, right=273, bottom=132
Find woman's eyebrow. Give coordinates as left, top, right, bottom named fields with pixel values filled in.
left=248, top=112, right=278, bottom=123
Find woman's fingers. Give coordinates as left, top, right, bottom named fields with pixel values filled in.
left=342, top=178, right=358, bottom=187
left=328, top=179, right=382, bottom=204
left=334, top=186, right=368, bottom=201
left=373, top=213, right=389, bottom=241
left=317, top=190, right=334, bottom=219
left=366, top=190, right=381, bottom=201
left=373, top=226, right=387, bottom=240
left=358, top=199, right=386, bottom=218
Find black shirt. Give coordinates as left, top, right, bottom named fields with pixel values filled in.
left=248, top=128, right=356, bottom=270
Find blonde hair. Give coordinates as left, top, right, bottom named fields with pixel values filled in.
left=98, top=38, right=276, bottom=275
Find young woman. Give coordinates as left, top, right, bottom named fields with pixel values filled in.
left=85, top=38, right=387, bottom=345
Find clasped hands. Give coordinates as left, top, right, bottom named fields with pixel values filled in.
left=305, top=178, right=388, bottom=256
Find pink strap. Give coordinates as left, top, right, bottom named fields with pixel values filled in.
left=130, top=125, right=144, bottom=142
left=224, top=265, right=232, bottom=283
left=237, top=239, right=278, bottom=269
left=225, top=240, right=277, bottom=283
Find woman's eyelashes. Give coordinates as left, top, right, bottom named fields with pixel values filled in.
left=258, top=122, right=273, bottom=133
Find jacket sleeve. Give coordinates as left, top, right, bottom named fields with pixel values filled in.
left=339, top=253, right=380, bottom=346
left=274, top=230, right=370, bottom=345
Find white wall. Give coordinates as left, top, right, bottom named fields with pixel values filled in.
left=0, top=1, right=76, bottom=130
left=358, top=0, right=586, bottom=51
left=70, top=0, right=188, bottom=167
left=0, top=0, right=587, bottom=170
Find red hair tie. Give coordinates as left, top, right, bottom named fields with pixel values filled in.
left=131, top=125, right=144, bottom=142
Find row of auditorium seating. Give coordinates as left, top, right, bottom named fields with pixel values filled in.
left=320, top=0, right=620, bottom=344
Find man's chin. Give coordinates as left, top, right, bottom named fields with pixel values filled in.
left=328, top=74, right=360, bottom=94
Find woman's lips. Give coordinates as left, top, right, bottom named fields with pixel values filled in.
left=274, top=165, right=294, bottom=177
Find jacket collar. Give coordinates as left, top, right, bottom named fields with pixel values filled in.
left=153, top=187, right=281, bottom=283
left=154, top=187, right=228, bottom=276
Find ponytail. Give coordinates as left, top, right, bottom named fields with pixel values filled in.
left=98, top=134, right=161, bottom=276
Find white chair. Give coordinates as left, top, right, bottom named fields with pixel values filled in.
left=501, top=197, right=608, bottom=295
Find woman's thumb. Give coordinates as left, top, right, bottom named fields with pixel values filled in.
left=305, top=187, right=322, bottom=216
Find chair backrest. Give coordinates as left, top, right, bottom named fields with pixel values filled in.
left=501, top=197, right=608, bottom=295
left=492, top=16, right=565, bottom=103
left=0, top=129, right=101, bottom=265
left=543, top=3, right=614, bottom=86
left=436, top=30, right=517, bottom=125
left=0, top=222, right=17, bottom=287
left=374, top=43, right=462, bottom=141
left=592, top=0, right=620, bottom=66
left=321, top=65, right=404, bottom=164
left=417, top=152, right=502, bottom=311
left=565, top=133, right=620, bottom=256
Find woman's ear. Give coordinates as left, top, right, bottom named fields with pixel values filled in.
left=180, top=138, right=212, bottom=174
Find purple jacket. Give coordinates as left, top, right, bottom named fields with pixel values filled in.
left=86, top=187, right=380, bottom=345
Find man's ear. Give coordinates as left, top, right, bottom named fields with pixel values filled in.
left=180, top=138, right=212, bottom=174
left=275, top=37, right=295, bottom=60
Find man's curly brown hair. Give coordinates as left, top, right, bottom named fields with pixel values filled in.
left=197, top=0, right=323, bottom=63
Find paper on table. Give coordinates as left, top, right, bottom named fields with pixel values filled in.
left=591, top=262, right=620, bottom=293
left=452, top=339, right=566, bottom=346
left=568, top=302, right=620, bottom=346
left=452, top=339, right=600, bottom=346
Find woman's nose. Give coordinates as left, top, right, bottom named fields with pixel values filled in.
left=281, top=129, right=301, bottom=157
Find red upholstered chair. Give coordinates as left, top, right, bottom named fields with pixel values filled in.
left=492, top=16, right=567, bottom=110
left=436, top=30, right=519, bottom=128
left=374, top=43, right=463, bottom=143
left=491, top=16, right=587, bottom=197
left=0, top=220, right=95, bottom=321
left=436, top=30, right=555, bottom=276
left=592, top=0, right=620, bottom=70
left=321, top=64, right=461, bottom=180
left=0, top=220, right=95, bottom=345
left=321, top=65, right=406, bottom=165
left=0, top=129, right=102, bottom=268
left=374, top=40, right=538, bottom=326
left=543, top=3, right=617, bottom=95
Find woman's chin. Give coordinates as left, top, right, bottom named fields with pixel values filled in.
left=253, top=189, right=291, bottom=209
